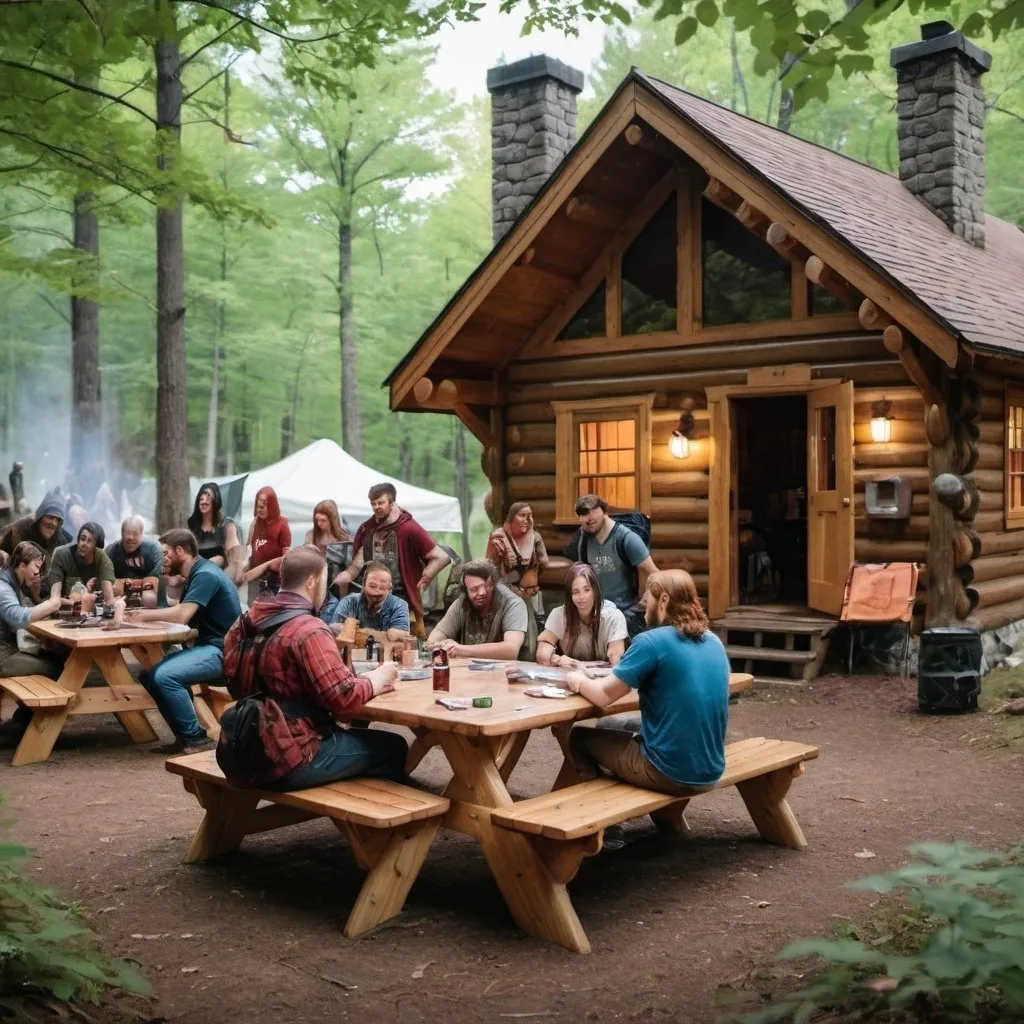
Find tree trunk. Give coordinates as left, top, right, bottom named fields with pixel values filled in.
left=154, top=25, right=188, bottom=531
left=204, top=70, right=230, bottom=479
left=729, top=24, right=750, bottom=115
left=399, top=416, right=413, bottom=481
left=776, top=82, right=794, bottom=132
left=338, top=218, right=362, bottom=459
left=453, top=421, right=472, bottom=561
left=71, top=192, right=101, bottom=470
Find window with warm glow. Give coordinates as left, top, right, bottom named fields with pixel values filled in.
left=1006, top=387, right=1024, bottom=526
left=552, top=396, right=653, bottom=524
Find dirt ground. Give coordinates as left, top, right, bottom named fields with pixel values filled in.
left=3, top=672, right=1023, bottom=1024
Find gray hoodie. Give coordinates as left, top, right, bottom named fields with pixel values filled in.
left=0, top=489, right=71, bottom=567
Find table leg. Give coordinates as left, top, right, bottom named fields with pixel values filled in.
left=487, top=731, right=530, bottom=784
left=438, top=732, right=591, bottom=954
left=11, top=649, right=92, bottom=766
left=550, top=724, right=584, bottom=791
left=405, top=726, right=440, bottom=774
left=93, top=649, right=159, bottom=744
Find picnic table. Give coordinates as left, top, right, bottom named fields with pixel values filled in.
left=358, top=659, right=753, bottom=953
left=2, top=618, right=211, bottom=766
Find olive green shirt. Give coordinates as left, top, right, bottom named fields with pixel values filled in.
left=48, top=544, right=116, bottom=598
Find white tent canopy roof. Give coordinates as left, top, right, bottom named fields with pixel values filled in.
left=228, top=438, right=461, bottom=537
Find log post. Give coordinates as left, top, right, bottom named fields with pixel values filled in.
left=805, top=255, right=859, bottom=310
left=858, top=298, right=894, bottom=332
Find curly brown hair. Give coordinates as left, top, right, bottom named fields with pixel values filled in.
left=646, top=569, right=709, bottom=642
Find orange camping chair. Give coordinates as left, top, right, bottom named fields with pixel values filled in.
left=840, top=562, right=920, bottom=678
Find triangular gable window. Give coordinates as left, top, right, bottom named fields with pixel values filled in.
left=810, top=281, right=854, bottom=315
left=702, top=199, right=790, bottom=326
left=557, top=280, right=606, bottom=341
left=622, top=193, right=677, bottom=335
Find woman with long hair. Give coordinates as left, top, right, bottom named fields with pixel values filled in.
left=304, top=499, right=351, bottom=594
left=537, top=563, right=627, bottom=668
left=188, top=482, right=243, bottom=583
left=243, top=486, right=291, bottom=604
left=562, top=569, right=731, bottom=800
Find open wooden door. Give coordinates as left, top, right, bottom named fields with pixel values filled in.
left=807, top=381, right=854, bottom=615
left=708, top=395, right=738, bottom=619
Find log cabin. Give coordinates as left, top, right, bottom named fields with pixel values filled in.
left=386, top=23, right=1024, bottom=681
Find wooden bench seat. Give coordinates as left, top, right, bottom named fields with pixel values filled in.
left=166, top=749, right=448, bottom=937
left=0, top=675, right=73, bottom=708
left=491, top=737, right=818, bottom=882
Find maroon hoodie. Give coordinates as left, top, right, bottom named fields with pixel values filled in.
left=352, top=508, right=436, bottom=620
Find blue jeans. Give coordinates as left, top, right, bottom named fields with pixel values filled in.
left=140, top=645, right=224, bottom=743
left=274, top=727, right=408, bottom=790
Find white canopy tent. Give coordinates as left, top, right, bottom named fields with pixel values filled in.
left=128, top=439, right=462, bottom=543
left=210, top=438, right=462, bottom=542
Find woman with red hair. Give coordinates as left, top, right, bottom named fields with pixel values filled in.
left=242, top=487, right=291, bottom=604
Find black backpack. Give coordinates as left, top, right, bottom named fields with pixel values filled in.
left=563, top=511, right=652, bottom=587
left=215, top=607, right=309, bottom=780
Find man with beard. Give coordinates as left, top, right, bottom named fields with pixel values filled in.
left=427, top=559, right=527, bottom=662
left=128, top=528, right=241, bottom=754
left=321, top=561, right=409, bottom=639
left=48, top=522, right=116, bottom=605
left=0, top=489, right=71, bottom=589
left=563, top=569, right=730, bottom=798
left=334, top=483, right=449, bottom=638
left=106, top=515, right=162, bottom=608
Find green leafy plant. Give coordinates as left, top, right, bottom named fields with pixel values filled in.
left=0, top=799, right=150, bottom=1013
left=741, top=842, right=1024, bottom=1024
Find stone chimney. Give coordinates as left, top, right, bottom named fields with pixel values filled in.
left=486, top=55, right=584, bottom=243
left=890, top=20, right=991, bottom=248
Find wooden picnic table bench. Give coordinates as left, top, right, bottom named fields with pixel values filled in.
left=166, top=749, right=449, bottom=938
left=491, top=736, right=819, bottom=887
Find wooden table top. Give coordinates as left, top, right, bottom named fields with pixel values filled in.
left=28, top=618, right=196, bottom=649
left=359, top=662, right=753, bottom=738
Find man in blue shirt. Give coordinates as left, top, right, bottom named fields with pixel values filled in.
left=566, top=495, right=657, bottom=638
left=321, top=561, right=410, bottom=638
left=128, top=528, right=241, bottom=754
left=564, top=569, right=729, bottom=794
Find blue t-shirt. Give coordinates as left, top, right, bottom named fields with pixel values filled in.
left=320, top=592, right=410, bottom=633
left=585, top=523, right=650, bottom=609
left=181, top=558, right=241, bottom=649
left=613, top=626, right=730, bottom=786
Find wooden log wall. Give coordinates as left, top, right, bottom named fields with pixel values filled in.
left=503, top=333, right=911, bottom=604
left=966, top=369, right=1024, bottom=633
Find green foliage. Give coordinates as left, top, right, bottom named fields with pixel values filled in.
left=0, top=795, right=149, bottom=1009
left=740, top=842, right=1024, bottom=1024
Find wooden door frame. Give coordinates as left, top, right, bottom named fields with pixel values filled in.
left=706, top=368, right=845, bottom=620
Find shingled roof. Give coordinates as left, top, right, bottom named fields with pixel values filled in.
left=640, top=72, right=1024, bottom=357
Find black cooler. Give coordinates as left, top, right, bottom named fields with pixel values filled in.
left=917, top=626, right=982, bottom=714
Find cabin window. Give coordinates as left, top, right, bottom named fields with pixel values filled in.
left=557, top=281, right=606, bottom=341
left=1006, top=387, right=1024, bottom=526
left=701, top=199, right=790, bottom=327
left=810, top=281, right=853, bottom=316
left=552, top=395, right=654, bottom=524
left=621, top=193, right=678, bottom=335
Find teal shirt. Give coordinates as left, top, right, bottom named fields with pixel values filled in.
left=612, top=626, right=730, bottom=786
left=181, top=558, right=241, bottom=649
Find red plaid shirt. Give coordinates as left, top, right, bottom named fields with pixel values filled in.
left=222, top=592, right=373, bottom=786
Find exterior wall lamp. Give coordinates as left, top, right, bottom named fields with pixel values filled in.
left=670, top=397, right=696, bottom=459
left=870, top=399, right=893, bottom=443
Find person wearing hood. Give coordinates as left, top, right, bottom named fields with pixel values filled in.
left=0, top=542, right=64, bottom=744
left=334, top=483, right=449, bottom=638
left=0, top=490, right=72, bottom=590
left=48, top=522, right=116, bottom=606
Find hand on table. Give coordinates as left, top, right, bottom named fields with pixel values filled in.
left=38, top=595, right=62, bottom=617
left=102, top=598, right=126, bottom=631
left=385, top=628, right=407, bottom=642
left=564, top=670, right=588, bottom=694
left=368, top=662, right=399, bottom=696
left=434, top=638, right=459, bottom=655
left=553, top=654, right=582, bottom=669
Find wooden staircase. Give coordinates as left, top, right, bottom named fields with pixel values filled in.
left=712, top=607, right=837, bottom=686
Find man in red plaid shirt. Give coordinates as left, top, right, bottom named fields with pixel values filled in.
left=221, top=545, right=406, bottom=789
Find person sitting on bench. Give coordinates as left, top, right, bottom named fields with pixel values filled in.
left=0, top=542, right=63, bottom=744
left=563, top=569, right=729, bottom=796
left=321, top=561, right=410, bottom=640
left=536, top=563, right=627, bottom=668
left=221, top=545, right=407, bottom=790
left=427, top=559, right=527, bottom=661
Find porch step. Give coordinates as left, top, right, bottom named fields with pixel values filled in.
left=725, top=645, right=817, bottom=664
left=712, top=610, right=837, bottom=683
